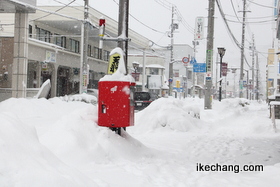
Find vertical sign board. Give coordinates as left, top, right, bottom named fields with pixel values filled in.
left=206, top=50, right=213, bottom=78
left=195, top=17, right=204, bottom=40
left=108, top=53, right=121, bottom=74
left=222, top=62, right=228, bottom=76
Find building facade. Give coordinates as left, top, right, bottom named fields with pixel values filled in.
left=0, top=2, right=161, bottom=101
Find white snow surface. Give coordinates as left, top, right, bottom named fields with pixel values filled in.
left=0, top=96, right=280, bottom=187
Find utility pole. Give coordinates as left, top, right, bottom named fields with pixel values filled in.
left=192, top=40, right=197, bottom=97
left=251, top=34, right=255, bottom=100
left=204, top=0, right=215, bottom=109
left=118, top=0, right=129, bottom=74
left=169, top=6, right=175, bottom=96
left=80, top=0, right=89, bottom=94
left=239, top=0, right=246, bottom=98
left=256, top=53, right=259, bottom=100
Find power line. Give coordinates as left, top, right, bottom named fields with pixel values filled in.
left=112, top=0, right=167, bottom=34
left=154, top=0, right=173, bottom=10
left=216, top=0, right=251, bottom=69
left=247, top=0, right=276, bottom=9
left=153, top=0, right=194, bottom=34
left=32, top=0, right=76, bottom=21
left=225, top=14, right=275, bottom=20
left=225, top=18, right=275, bottom=24
left=8, top=0, right=83, bottom=21
left=174, top=7, right=195, bottom=34
left=216, top=0, right=241, bottom=49
left=230, top=0, right=241, bottom=22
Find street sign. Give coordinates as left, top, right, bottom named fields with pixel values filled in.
left=182, top=57, right=189, bottom=64
left=193, top=63, right=206, bottom=73
left=206, top=50, right=213, bottom=74
left=190, top=57, right=197, bottom=64
left=195, top=17, right=204, bottom=40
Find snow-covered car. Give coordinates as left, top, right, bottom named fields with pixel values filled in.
left=86, top=89, right=98, bottom=98
left=134, top=91, right=153, bottom=110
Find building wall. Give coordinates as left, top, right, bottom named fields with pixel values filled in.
left=0, top=5, right=156, bottom=101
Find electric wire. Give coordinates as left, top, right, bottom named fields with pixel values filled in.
left=230, top=0, right=241, bottom=22
left=153, top=0, right=195, bottom=35
left=225, top=14, right=275, bottom=19
left=32, top=0, right=76, bottom=21
left=9, top=0, right=82, bottom=21
left=111, top=0, right=166, bottom=34
left=216, top=0, right=251, bottom=68
left=247, top=0, right=276, bottom=9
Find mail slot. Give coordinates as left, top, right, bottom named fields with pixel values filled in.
left=98, top=81, right=135, bottom=128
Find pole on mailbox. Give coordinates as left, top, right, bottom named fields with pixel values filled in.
left=118, top=0, right=129, bottom=75
left=217, top=47, right=226, bottom=102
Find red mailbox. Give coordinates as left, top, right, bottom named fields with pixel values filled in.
left=98, top=81, right=135, bottom=128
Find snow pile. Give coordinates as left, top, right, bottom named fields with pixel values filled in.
left=0, top=97, right=154, bottom=186
left=203, top=98, right=273, bottom=136
left=134, top=97, right=204, bottom=132
left=0, top=97, right=280, bottom=187
left=60, top=93, right=98, bottom=105
left=0, top=98, right=96, bottom=186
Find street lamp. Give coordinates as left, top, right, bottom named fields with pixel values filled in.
left=217, top=47, right=226, bottom=102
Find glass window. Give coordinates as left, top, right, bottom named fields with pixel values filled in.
left=29, top=25, right=32, bottom=38
left=103, top=50, right=110, bottom=61
left=36, top=26, right=51, bottom=43
left=94, top=47, right=101, bottom=59
left=70, top=39, right=79, bottom=53
left=150, top=68, right=159, bottom=75
left=88, top=45, right=92, bottom=56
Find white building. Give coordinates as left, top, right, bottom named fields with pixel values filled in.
left=0, top=1, right=166, bottom=101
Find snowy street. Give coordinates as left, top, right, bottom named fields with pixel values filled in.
left=0, top=96, right=280, bottom=187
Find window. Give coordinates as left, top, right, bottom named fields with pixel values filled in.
left=103, top=50, right=110, bottom=61
left=70, top=39, right=80, bottom=53
left=54, top=34, right=66, bottom=48
left=277, top=79, right=280, bottom=94
left=29, top=25, right=32, bottom=38
left=150, top=68, right=159, bottom=75
left=88, top=45, right=92, bottom=56
left=94, top=47, right=101, bottom=59
left=36, top=26, right=51, bottom=43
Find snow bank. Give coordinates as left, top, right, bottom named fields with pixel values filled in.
left=0, top=97, right=279, bottom=186
left=60, top=93, right=98, bottom=105
left=134, top=97, right=204, bottom=133
left=0, top=97, right=155, bottom=186
left=204, top=98, right=274, bottom=136
left=0, top=100, right=96, bottom=186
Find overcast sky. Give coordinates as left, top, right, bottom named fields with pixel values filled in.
left=40, top=0, right=276, bottom=82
